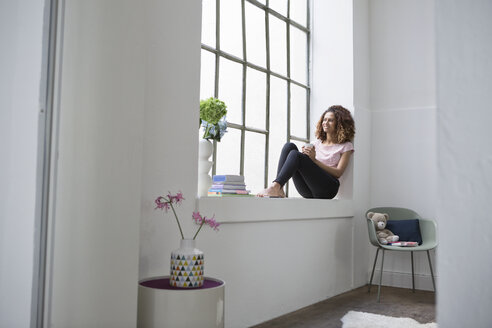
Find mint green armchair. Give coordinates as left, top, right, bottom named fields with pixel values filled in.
left=366, top=207, right=437, bottom=302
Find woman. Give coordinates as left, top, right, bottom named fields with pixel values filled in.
left=257, top=105, right=355, bottom=199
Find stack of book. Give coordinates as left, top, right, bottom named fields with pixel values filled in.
left=387, top=241, right=418, bottom=247
left=208, top=175, right=252, bottom=197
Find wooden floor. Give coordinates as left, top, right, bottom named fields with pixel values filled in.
left=252, top=285, right=436, bottom=328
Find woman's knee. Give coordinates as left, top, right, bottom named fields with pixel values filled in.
left=287, top=149, right=304, bottom=161
left=282, top=142, right=298, bottom=152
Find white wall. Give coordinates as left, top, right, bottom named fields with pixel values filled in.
left=436, top=0, right=492, bottom=326
left=0, top=1, right=45, bottom=327
left=137, top=0, right=203, bottom=285
left=311, top=0, right=354, bottom=118
left=369, top=0, right=437, bottom=290
left=352, top=0, right=372, bottom=288
left=198, top=216, right=354, bottom=327
left=46, top=0, right=146, bottom=326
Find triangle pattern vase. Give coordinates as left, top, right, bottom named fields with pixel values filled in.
left=169, top=239, right=204, bottom=288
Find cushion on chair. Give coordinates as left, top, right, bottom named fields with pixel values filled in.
left=386, top=219, right=423, bottom=245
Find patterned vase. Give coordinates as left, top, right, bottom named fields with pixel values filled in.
left=170, top=239, right=204, bottom=288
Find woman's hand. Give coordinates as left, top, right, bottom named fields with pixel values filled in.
left=302, top=146, right=316, bottom=161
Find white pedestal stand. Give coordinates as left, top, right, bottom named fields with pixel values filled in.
left=198, top=139, right=213, bottom=197
left=137, top=276, right=225, bottom=328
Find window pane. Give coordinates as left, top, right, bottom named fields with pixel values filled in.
left=290, top=84, right=307, bottom=139
left=269, top=0, right=287, bottom=17
left=201, top=0, right=216, bottom=47
left=290, top=26, right=307, bottom=84
left=245, top=68, right=266, bottom=130
left=244, top=132, right=265, bottom=192
left=216, top=128, right=241, bottom=175
left=245, top=2, right=266, bottom=67
left=200, top=0, right=310, bottom=192
left=220, top=0, right=243, bottom=58
left=268, top=77, right=287, bottom=184
left=218, top=58, right=243, bottom=125
left=200, top=50, right=215, bottom=100
left=269, top=15, right=287, bottom=76
left=290, top=0, right=307, bottom=27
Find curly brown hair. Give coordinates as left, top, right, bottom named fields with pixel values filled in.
left=315, top=105, right=355, bottom=144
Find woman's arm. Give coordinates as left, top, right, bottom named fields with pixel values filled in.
left=302, top=147, right=353, bottom=178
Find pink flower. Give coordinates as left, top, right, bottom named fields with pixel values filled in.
left=167, top=191, right=185, bottom=205
left=205, top=215, right=221, bottom=231
left=191, top=212, right=220, bottom=239
left=192, top=211, right=203, bottom=224
left=155, top=196, right=171, bottom=211
left=155, top=192, right=220, bottom=240
left=194, top=214, right=220, bottom=231
left=174, top=192, right=184, bottom=204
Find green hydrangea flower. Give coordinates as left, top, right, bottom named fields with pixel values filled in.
left=200, top=98, right=228, bottom=141
left=200, top=97, right=227, bottom=125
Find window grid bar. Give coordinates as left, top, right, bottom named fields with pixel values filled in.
left=214, top=0, right=221, bottom=96
left=285, top=0, right=291, bottom=197
left=306, top=88, right=311, bottom=141
left=286, top=0, right=291, bottom=144
left=240, top=0, right=247, bottom=175
left=227, top=123, right=268, bottom=134
left=212, top=0, right=221, bottom=176
left=246, top=0, right=309, bottom=33
left=290, top=135, right=310, bottom=143
left=264, top=0, right=271, bottom=188
left=306, top=1, right=311, bottom=141
left=201, top=45, right=309, bottom=90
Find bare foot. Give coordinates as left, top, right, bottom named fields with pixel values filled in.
left=257, top=182, right=285, bottom=198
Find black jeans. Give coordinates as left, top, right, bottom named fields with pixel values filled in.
left=274, top=142, right=340, bottom=199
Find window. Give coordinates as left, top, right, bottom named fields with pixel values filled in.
left=200, top=0, right=310, bottom=196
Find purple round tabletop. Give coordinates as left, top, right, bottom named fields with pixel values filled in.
left=139, top=276, right=224, bottom=290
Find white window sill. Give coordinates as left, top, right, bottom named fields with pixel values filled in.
left=196, top=197, right=354, bottom=223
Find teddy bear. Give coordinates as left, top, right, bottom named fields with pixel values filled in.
left=367, top=212, right=399, bottom=245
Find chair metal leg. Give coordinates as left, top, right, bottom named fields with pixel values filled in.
left=427, top=250, right=436, bottom=292
left=377, top=249, right=385, bottom=302
left=368, top=248, right=380, bottom=293
left=411, top=251, right=415, bottom=292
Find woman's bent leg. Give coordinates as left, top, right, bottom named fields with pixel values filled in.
left=276, top=143, right=298, bottom=177
left=258, top=142, right=339, bottom=199
left=273, top=149, right=306, bottom=186
left=291, top=171, right=314, bottom=198
left=257, top=143, right=297, bottom=197
left=295, top=160, right=340, bottom=199
left=275, top=149, right=340, bottom=199
left=274, top=150, right=330, bottom=198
